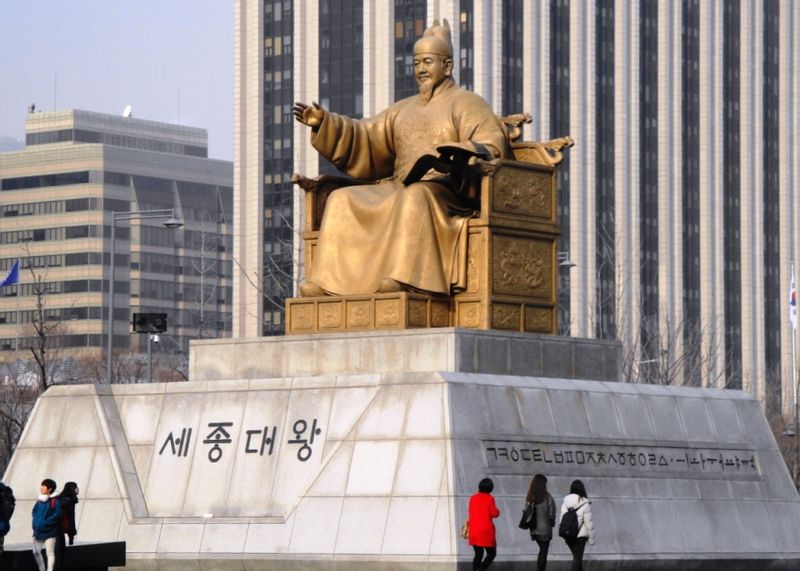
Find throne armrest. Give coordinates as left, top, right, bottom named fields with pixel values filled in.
left=291, top=173, right=374, bottom=194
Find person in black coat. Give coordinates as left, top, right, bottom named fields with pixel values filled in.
left=526, top=474, right=556, bottom=571
left=53, top=482, right=78, bottom=571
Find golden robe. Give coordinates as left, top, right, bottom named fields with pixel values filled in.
left=308, top=78, right=510, bottom=295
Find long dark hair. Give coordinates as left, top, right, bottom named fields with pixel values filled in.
left=526, top=473, right=548, bottom=504
left=570, top=479, right=588, bottom=499
left=59, top=481, right=79, bottom=503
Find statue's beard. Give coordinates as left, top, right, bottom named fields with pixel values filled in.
left=418, top=81, right=434, bottom=105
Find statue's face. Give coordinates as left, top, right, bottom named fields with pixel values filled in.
left=413, top=53, right=452, bottom=89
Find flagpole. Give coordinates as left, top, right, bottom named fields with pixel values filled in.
left=14, top=256, right=21, bottom=367
left=792, top=259, right=798, bottom=486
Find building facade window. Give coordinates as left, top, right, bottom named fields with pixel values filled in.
left=501, top=0, right=524, bottom=116
left=25, top=129, right=207, bottom=157
left=318, top=0, right=363, bottom=175
left=639, top=1, right=660, bottom=376
left=394, top=0, right=427, bottom=102
left=762, top=0, right=781, bottom=413
left=262, top=0, right=295, bottom=335
left=458, top=0, right=474, bottom=90
left=681, top=0, right=702, bottom=385
left=595, top=0, right=615, bottom=339
left=551, top=0, right=571, bottom=333
left=1, top=171, right=90, bottom=191
left=723, top=0, right=742, bottom=390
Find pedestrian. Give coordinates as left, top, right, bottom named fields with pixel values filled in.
left=559, top=479, right=595, bottom=571
left=468, top=477, right=500, bottom=571
left=32, top=478, right=62, bottom=571
left=526, top=474, right=556, bottom=571
left=0, top=481, right=16, bottom=555
left=54, top=481, right=79, bottom=571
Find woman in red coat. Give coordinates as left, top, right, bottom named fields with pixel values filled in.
left=468, top=478, right=501, bottom=570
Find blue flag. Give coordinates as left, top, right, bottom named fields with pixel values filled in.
left=0, top=260, right=19, bottom=287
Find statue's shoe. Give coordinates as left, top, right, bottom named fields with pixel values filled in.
left=299, top=280, right=326, bottom=297
left=377, top=278, right=405, bottom=293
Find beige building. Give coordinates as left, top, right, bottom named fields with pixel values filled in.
left=0, top=110, right=233, bottom=378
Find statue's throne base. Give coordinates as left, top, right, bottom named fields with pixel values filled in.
left=286, top=291, right=452, bottom=333
left=286, top=127, right=573, bottom=336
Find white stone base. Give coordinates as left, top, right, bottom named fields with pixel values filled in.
left=3, top=332, right=799, bottom=568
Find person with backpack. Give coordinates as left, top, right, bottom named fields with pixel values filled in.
left=526, top=474, right=556, bottom=571
left=468, top=478, right=501, bottom=571
left=31, top=478, right=62, bottom=571
left=558, top=480, right=595, bottom=571
left=0, top=481, right=16, bottom=554
left=54, top=481, right=79, bottom=571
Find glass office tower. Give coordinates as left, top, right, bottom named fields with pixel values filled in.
left=234, top=0, right=800, bottom=418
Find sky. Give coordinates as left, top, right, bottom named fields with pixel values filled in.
left=0, top=1, right=233, bottom=160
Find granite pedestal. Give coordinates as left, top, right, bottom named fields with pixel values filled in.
left=3, top=329, right=799, bottom=570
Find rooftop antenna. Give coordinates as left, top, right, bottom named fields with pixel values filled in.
left=177, top=86, right=181, bottom=123
left=53, top=69, right=57, bottom=111
left=27, top=103, right=36, bottom=114
left=122, top=105, right=133, bottom=118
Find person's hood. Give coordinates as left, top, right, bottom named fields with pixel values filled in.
left=562, top=493, right=590, bottom=510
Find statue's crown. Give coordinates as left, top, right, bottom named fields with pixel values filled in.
left=413, top=19, right=453, bottom=58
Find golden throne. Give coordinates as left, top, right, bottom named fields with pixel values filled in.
left=287, top=115, right=572, bottom=335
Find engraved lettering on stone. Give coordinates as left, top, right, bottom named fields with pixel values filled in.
left=483, top=440, right=760, bottom=481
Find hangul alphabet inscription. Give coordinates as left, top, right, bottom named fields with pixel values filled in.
left=287, top=418, right=322, bottom=461
left=484, top=440, right=759, bottom=481
left=159, top=428, right=193, bottom=457
left=157, top=414, right=327, bottom=464
left=245, top=426, right=277, bottom=456
left=203, top=422, right=234, bottom=463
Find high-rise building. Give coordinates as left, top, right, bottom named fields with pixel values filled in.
left=234, top=0, right=800, bottom=417
left=0, top=109, right=233, bottom=373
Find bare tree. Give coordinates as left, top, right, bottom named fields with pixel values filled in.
left=82, top=348, right=185, bottom=384
left=232, top=192, right=300, bottom=334
left=187, top=214, right=224, bottom=340
left=578, top=220, right=729, bottom=387
left=0, top=369, right=38, bottom=471
left=770, top=411, right=800, bottom=491
left=621, top=311, right=729, bottom=387
left=15, top=249, right=75, bottom=392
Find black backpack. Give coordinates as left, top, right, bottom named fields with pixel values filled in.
left=558, top=506, right=580, bottom=540
left=0, top=483, right=15, bottom=533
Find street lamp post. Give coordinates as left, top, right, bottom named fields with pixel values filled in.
left=147, top=333, right=160, bottom=384
left=106, top=209, right=182, bottom=383
left=557, top=251, right=576, bottom=335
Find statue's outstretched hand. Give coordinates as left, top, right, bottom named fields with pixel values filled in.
left=292, top=101, right=325, bottom=128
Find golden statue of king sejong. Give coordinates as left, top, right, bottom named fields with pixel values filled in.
left=293, top=19, right=511, bottom=297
